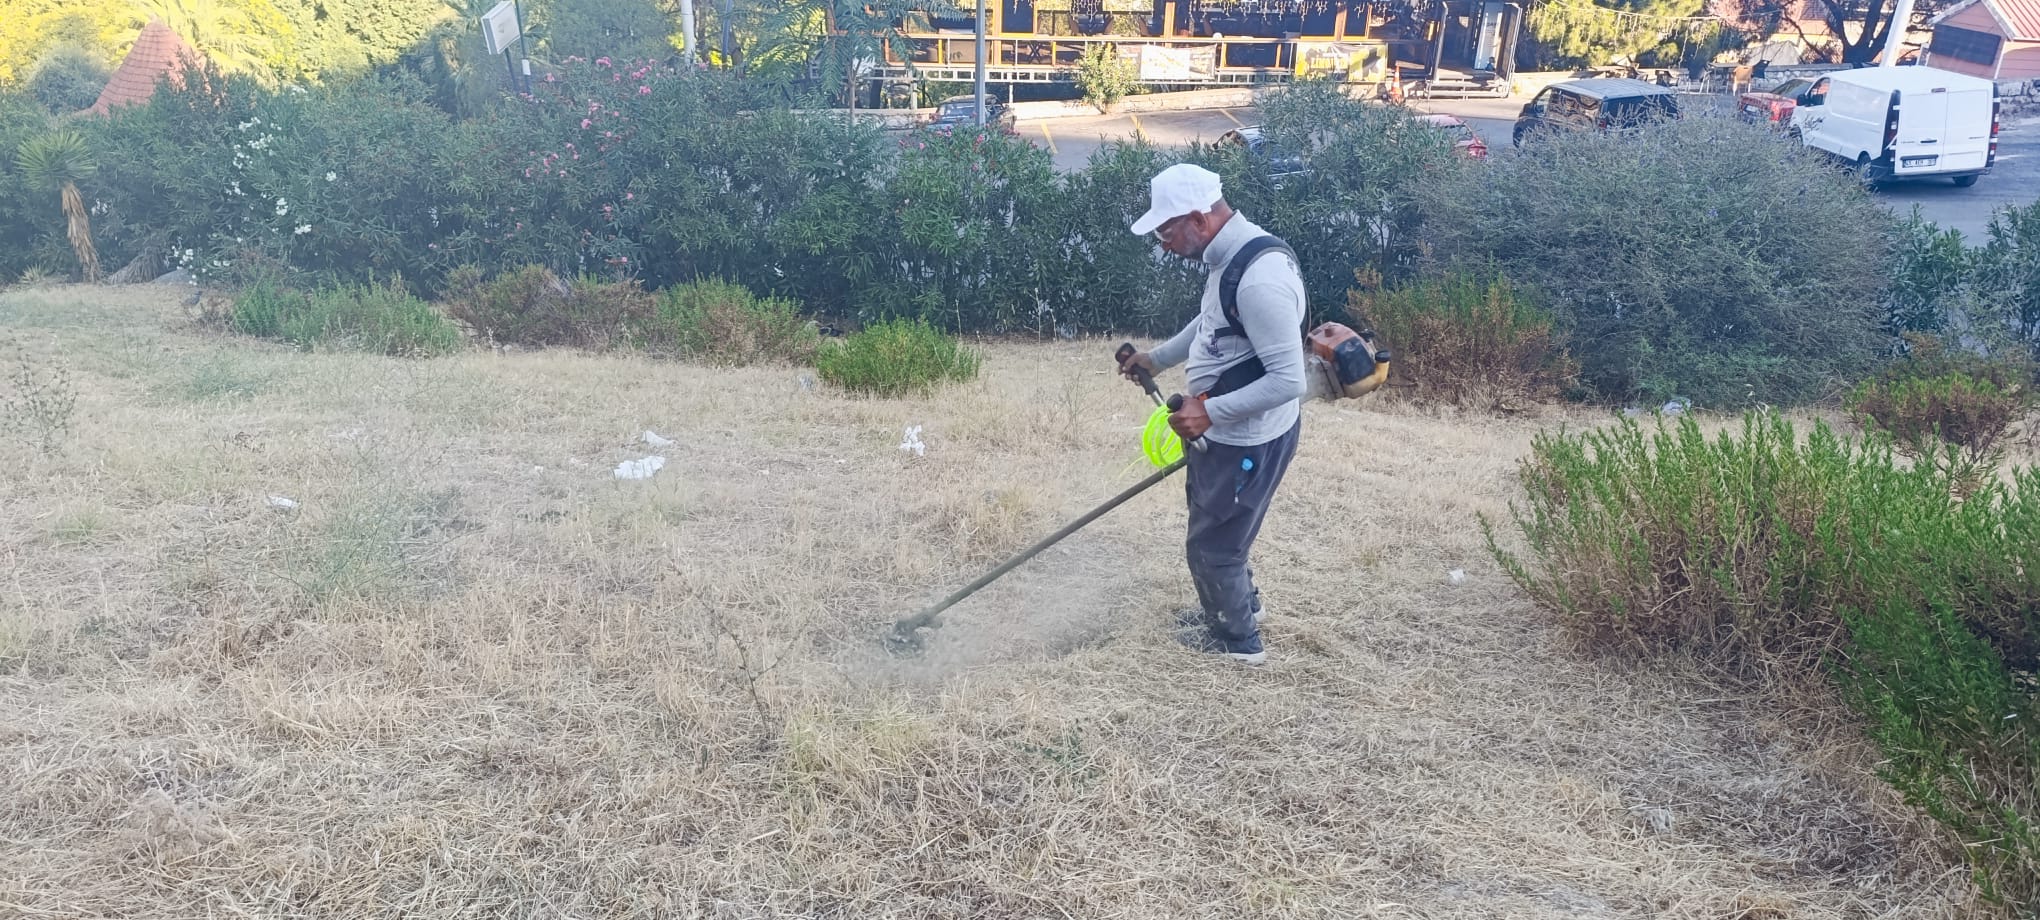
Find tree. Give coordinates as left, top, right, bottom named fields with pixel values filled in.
left=1811, top=0, right=1945, bottom=63
left=130, top=0, right=299, bottom=81
left=15, top=130, right=100, bottom=282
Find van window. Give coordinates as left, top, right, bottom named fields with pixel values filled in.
left=1548, top=90, right=1579, bottom=119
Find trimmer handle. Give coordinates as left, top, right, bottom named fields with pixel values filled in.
left=1163, top=394, right=1210, bottom=453
left=1115, top=342, right=1162, bottom=403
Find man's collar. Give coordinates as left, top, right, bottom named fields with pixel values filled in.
left=1199, top=212, right=1258, bottom=269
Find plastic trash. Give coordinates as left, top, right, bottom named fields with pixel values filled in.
left=614, top=456, right=666, bottom=480
left=1448, top=568, right=1466, bottom=585
left=642, top=430, right=674, bottom=449
left=900, top=425, right=926, bottom=457
left=267, top=495, right=299, bottom=510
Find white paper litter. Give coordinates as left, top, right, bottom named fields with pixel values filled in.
left=642, top=430, right=674, bottom=448
left=614, top=456, right=666, bottom=480
left=899, top=425, right=925, bottom=457
left=1448, top=568, right=1466, bottom=585
left=267, top=495, right=299, bottom=510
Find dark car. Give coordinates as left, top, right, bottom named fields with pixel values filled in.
left=1212, top=126, right=1309, bottom=186
left=927, top=95, right=1017, bottom=137
left=1513, top=78, right=1679, bottom=147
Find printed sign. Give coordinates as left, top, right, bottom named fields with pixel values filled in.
left=1294, top=40, right=1390, bottom=82
left=1139, top=45, right=1218, bottom=81
left=482, top=0, right=521, bottom=56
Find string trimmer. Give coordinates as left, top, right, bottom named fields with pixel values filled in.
left=882, top=325, right=1389, bottom=655
left=884, top=344, right=1200, bottom=654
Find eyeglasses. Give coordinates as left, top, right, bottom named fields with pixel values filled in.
left=1151, top=215, right=1189, bottom=243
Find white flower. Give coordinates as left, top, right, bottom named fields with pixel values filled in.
left=293, top=224, right=312, bottom=236
left=324, top=172, right=336, bottom=182
left=274, top=199, right=289, bottom=217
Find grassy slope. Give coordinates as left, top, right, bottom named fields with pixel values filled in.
left=0, top=286, right=1977, bottom=918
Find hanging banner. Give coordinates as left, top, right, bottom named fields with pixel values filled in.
left=1294, top=40, right=1391, bottom=82
left=1139, top=45, right=1218, bottom=80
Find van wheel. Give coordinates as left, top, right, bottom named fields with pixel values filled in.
left=1856, top=155, right=1882, bottom=191
left=1953, top=175, right=1979, bottom=188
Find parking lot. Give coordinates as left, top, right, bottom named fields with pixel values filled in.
left=1020, top=96, right=2035, bottom=242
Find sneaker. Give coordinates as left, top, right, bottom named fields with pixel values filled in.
left=1174, top=626, right=1267, bottom=665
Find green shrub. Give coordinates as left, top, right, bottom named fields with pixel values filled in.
left=441, top=264, right=652, bottom=348
left=1074, top=43, right=1140, bottom=111
left=1418, top=114, right=1891, bottom=406
left=1848, top=334, right=2036, bottom=491
left=816, top=319, right=980, bottom=396
left=1349, top=273, right=1576, bottom=409
left=227, top=279, right=463, bottom=356
left=24, top=44, right=110, bottom=115
left=1886, top=212, right=1975, bottom=338
left=1486, top=410, right=2040, bottom=908
left=636, top=279, right=817, bottom=365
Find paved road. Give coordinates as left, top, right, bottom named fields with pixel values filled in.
left=1022, top=97, right=2036, bottom=241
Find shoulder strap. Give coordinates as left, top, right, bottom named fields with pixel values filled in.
left=1216, top=235, right=1298, bottom=339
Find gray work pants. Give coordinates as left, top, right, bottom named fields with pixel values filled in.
left=1184, top=417, right=1301, bottom=642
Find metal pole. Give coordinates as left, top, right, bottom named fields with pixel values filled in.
left=680, top=0, right=699, bottom=65
left=975, top=0, right=989, bottom=125
left=1880, top=0, right=1918, bottom=66
left=512, top=0, right=531, bottom=91
left=890, top=456, right=1188, bottom=641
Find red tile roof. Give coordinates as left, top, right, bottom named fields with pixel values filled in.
left=86, top=19, right=200, bottom=115
left=1992, top=0, right=2040, bottom=38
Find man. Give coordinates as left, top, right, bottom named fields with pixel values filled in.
left=1119, top=163, right=1307, bottom=666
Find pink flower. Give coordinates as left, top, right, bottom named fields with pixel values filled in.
left=565, top=142, right=574, bottom=149
left=572, top=153, right=579, bottom=160
left=619, top=256, right=628, bottom=263
left=524, top=168, right=532, bottom=177
left=596, top=57, right=611, bottom=67
left=638, top=86, right=650, bottom=95
left=545, top=73, right=555, bottom=82
left=603, top=204, right=613, bottom=212
left=428, top=243, right=439, bottom=250
left=624, top=192, right=633, bottom=200
left=581, top=118, right=591, bottom=129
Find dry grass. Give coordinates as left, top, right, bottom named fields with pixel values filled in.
left=0, top=285, right=1984, bottom=918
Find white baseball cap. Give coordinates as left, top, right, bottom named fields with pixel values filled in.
left=1129, top=163, right=1223, bottom=236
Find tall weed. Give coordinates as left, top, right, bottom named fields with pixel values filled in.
left=228, top=280, right=462, bottom=356
left=1487, top=410, right=2040, bottom=907
left=1349, top=273, right=1576, bottom=410
left=817, top=319, right=980, bottom=397
left=441, top=264, right=651, bottom=348
left=637, top=279, right=817, bottom=365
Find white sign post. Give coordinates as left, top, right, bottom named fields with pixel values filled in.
left=482, top=1, right=520, bottom=55
left=481, top=0, right=526, bottom=91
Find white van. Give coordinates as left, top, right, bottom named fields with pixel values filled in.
left=1786, top=65, right=2000, bottom=188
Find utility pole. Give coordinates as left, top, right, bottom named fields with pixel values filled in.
left=680, top=0, right=698, bottom=65
left=974, top=0, right=988, bottom=126
left=1880, top=0, right=1918, bottom=66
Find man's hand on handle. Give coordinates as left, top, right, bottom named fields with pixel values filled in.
left=1169, top=394, right=1212, bottom=441
left=1117, top=350, right=1158, bottom=387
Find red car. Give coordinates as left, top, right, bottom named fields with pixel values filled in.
left=1738, top=78, right=1816, bottom=128
left=1418, top=113, right=1488, bottom=158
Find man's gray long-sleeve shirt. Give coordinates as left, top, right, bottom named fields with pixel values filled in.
left=1148, top=214, right=1308, bottom=447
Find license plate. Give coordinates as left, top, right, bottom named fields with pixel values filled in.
left=1902, top=155, right=1939, bottom=167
